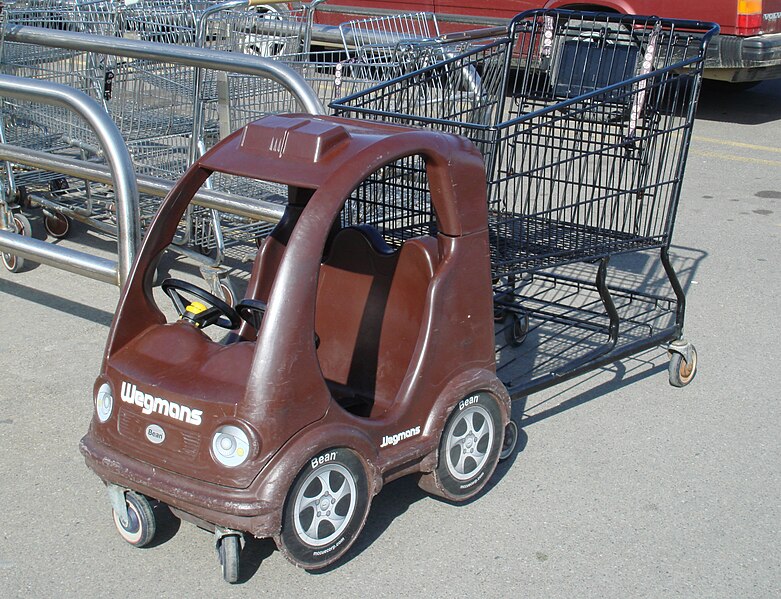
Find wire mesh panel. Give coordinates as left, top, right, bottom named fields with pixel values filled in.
left=333, top=10, right=717, bottom=278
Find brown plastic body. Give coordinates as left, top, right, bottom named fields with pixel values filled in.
left=80, top=115, right=510, bottom=550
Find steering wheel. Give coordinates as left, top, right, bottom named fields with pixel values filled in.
left=235, top=298, right=267, bottom=330
left=161, top=278, right=241, bottom=330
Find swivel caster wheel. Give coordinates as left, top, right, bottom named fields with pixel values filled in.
left=217, top=534, right=241, bottom=583
left=1, top=212, right=32, bottom=273
left=112, top=491, right=156, bottom=548
left=669, top=343, right=697, bottom=387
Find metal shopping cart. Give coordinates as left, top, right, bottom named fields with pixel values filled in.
left=332, top=9, right=718, bottom=391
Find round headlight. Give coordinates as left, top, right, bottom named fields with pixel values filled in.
left=211, top=425, right=250, bottom=468
left=96, top=383, right=113, bottom=423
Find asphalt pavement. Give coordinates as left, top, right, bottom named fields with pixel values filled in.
left=0, top=78, right=779, bottom=598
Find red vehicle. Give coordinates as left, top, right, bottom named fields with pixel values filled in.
left=316, top=0, right=781, bottom=82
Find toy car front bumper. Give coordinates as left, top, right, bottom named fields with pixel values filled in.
left=80, top=433, right=280, bottom=537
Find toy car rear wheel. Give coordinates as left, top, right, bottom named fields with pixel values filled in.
left=112, top=491, right=156, bottom=547
left=279, top=448, right=370, bottom=570
left=218, top=534, right=241, bottom=583
left=432, top=392, right=503, bottom=501
left=2, top=213, right=31, bottom=273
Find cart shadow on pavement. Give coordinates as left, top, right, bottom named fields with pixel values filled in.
left=696, top=79, right=781, bottom=125
left=0, top=277, right=115, bottom=326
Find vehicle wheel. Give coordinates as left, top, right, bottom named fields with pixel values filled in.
left=499, top=420, right=519, bottom=462
left=44, top=211, right=70, bottom=239
left=112, top=491, right=156, bottom=547
left=218, top=534, right=241, bottom=584
left=279, top=448, right=370, bottom=570
left=2, top=213, right=31, bottom=273
left=432, top=392, right=503, bottom=501
left=504, top=311, right=529, bottom=346
left=669, top=345, right=697, bottom=387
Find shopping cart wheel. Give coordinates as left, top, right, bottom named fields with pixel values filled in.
left=112, top=491, right=156, bottom=548
left=279, top=448, right=370, bottom=570
left=429, top=392, right=503, bottom=501
left=499, top=420, right=519, bottom=462
left=668, top=345, right=698, bottom=387
left=1, top=212, right=32, bottom=273
left=43, top=211, right=71, bottom=239
left=217, top=534, right=241, bottom=584
left=504, top=311, right=529, bottom=347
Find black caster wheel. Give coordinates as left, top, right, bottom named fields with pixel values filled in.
left=218, top=534, right=241, bottom=583
left=499, top=420, right=519, bottom=462
left=504, top=311, right=529, bottom=347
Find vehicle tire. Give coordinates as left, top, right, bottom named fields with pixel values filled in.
left=279, top=448, right=370, bottom=570
left=1, top=213, right=31, bottom=273
left=669, top=345, right=697, bottom=387
left=432, top=392, right=503, bottom=501
left=218, top=534, right=241, bottom=584
left=44, top=211, right=70, bottom=239
left=112, top=491, right=156, bottom=547
left=499, top=420, right=519, bottom=462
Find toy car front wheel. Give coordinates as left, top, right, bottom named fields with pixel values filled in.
left=112, top=491, right=156, bottom=547
left=431, top=392, right=503, bottom=501
left=279, top=448, right=370, bottom=570
left=218, top=534, right=241, bottom=583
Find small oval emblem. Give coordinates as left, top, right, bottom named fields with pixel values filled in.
left=145, top=424, right=165, bottom=445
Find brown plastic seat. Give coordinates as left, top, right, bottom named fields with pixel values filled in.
left=315, top=226, right=438, bottom=417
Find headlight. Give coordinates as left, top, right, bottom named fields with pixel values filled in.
left=96, top=383, right=113, bottom=423
left=211, top=425, right=251, bottom=468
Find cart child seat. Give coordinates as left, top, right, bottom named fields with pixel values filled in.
left=315, top=225, right=438, bottom=417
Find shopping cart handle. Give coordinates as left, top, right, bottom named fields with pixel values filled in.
left=248, top=0, right=293, bottom=5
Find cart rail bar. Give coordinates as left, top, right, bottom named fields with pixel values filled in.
left=2, top=24, right=326, bottom=117
left=0, top=145, right=286, bottom=223
left=0, top=75, right=138, bottom=285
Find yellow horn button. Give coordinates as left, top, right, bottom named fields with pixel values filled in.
left=185, top=301, right=208, bottom=315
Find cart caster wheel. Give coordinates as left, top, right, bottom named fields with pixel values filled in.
left=279, top=448, right=370, bottom=570
left=2, top=212, right=32, bottom=273
left=669, top=345, right=697, bottom=387
left=504, top=311, right=529, bottom=346
left=427, top=392, right=503, bottom=501
left=44, top=211, right=70, bottom=239
left=112, top=491, right=156, bottom=547
left=499, top=420, right=519, bottom=462
left=218, top=534, right=241, bottom=583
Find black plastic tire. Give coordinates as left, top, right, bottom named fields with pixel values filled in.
left=112, top=491, right=156, bottom=547
left=433, top=392, right=503, bottom=501
left=218, top=534, right=241, bottom=583
left=499, top=420, right=519, bottom=462
left=279, top=448, right=370, bottom=570
left=504, top=311, right=529, bottom=347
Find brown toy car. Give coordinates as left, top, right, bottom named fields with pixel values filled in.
left=80, top=114, right=515, bottom=582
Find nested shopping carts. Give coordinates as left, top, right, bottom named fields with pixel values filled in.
left=333, top=9, right=718, bottom=392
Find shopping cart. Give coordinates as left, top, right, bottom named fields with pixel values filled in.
left=332, top=9, right=718, bottom=390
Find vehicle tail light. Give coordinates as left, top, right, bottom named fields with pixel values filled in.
left=737, top=0, right=763, bottom=35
